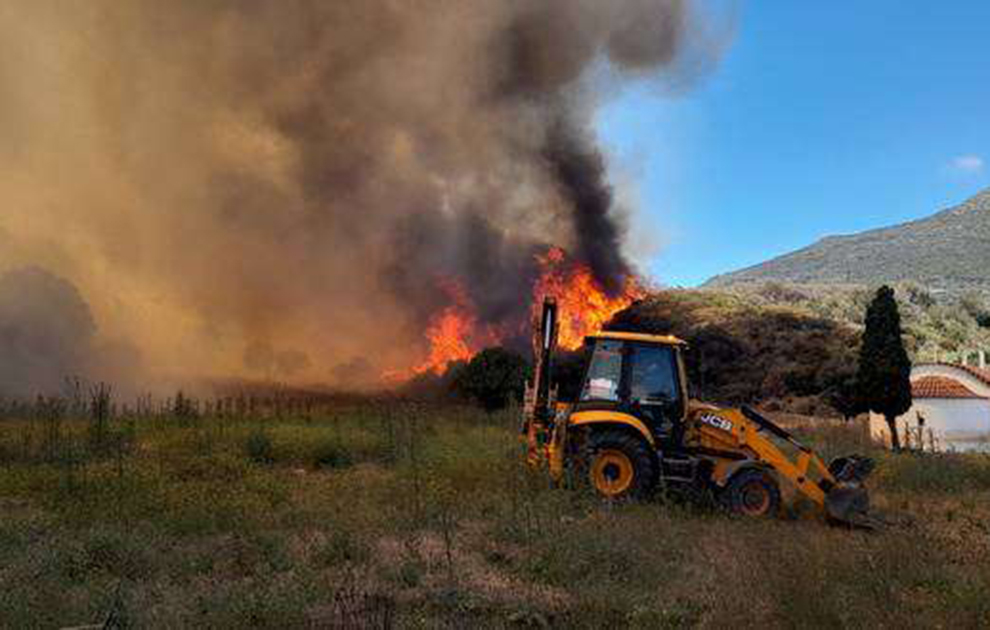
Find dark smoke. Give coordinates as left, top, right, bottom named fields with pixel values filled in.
left=380, top=0, right=706, bottom=331
left=543, top=117, right=629, bottom=295
left=0, top=1, right=724, bottom=387
left=0, top=267, right=145, bottom=397
left=385, top=210, right=543, bottom=338
left=0, top=267, right=95, bottom=396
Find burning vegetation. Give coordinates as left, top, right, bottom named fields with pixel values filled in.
left=533, top=248, right=645, bottom=350
left=0, top=1, right=724, bottom=396
left=393, top=247, right=644, bottom=380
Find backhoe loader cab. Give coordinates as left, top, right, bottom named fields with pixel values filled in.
left=523, top=298, right=875, bottom=527
left=577, top=333, right=689, bottom=447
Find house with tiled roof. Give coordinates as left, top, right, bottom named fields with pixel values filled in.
left=869, top=361, right=990, bottom=451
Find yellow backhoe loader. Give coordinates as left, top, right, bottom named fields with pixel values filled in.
left=523, top=298, right=874, bottom=526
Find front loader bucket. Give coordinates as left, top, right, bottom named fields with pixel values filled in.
left=825, top=486, right=874, bottom=529
left=825, top=455, right=877, bottom=529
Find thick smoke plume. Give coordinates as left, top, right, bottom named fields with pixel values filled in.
left=0, top=1, right=718, bottom=392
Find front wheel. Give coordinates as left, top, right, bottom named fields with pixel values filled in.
left=720, top=468, right=781, bottom=518
left=582, top=429, right=656, bottom=500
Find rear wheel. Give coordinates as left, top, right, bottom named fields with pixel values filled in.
left=720, top=468, right=781, bottom=517
left=583, top=430, right=656, bottom=500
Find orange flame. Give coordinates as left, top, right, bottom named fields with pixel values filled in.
left=532, top=247, right=643, bottom=349
left=418, top=306, right=475, bottom=374
left=389, top=280, right=497, bottom=380
left=385, top=247, right=642, bottom=382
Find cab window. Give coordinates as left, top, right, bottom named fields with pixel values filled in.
left=629, top=344, right=679, bottom=403
left=580, top=340, right=623, bottom=401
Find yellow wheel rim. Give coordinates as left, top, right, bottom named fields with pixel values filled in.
left=590, top=449, right=634, bottom=497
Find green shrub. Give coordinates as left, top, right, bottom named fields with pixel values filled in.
left=262, top=425, right=376, bottom=468
left=449, top=347, right=530, bottom=411
left=395, top=559, right=424, bottom=588
left=245, top=430, right=274, bottom=464
left=310, top=440, right=353, bottom=469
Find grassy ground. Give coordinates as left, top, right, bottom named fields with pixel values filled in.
left=1, top=398, right=989, bottom=628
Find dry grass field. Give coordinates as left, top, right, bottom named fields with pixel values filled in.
left=1, top=394, right=989, bottom=628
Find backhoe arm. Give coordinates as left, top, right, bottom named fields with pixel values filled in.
left=690, top=405, right=868, bottom=521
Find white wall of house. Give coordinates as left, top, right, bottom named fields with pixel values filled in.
left=869, top=364, right=990, bottom=450
left=870, top=399, right=990, bottom=448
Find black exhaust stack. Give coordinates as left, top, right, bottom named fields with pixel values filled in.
left=523, top=297, right=559, bottom=438
left=534, top=297, right=559, bottom=428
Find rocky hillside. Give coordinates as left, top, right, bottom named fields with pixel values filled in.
left=706, top=189, right=990, bottom=294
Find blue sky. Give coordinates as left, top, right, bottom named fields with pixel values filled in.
left=597, top=2, right=990, bottom=287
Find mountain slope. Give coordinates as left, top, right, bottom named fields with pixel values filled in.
left=705, top=189, right=990, bottom=292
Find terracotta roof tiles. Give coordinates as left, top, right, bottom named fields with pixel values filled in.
left=957, top=364, right=990, bottom=387
left=911, top=376, right=986, bottom=399
left=916, top=362, right=990, bottom=387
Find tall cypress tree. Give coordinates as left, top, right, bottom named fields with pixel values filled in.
left=857, top=286, right=913, bottom=450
